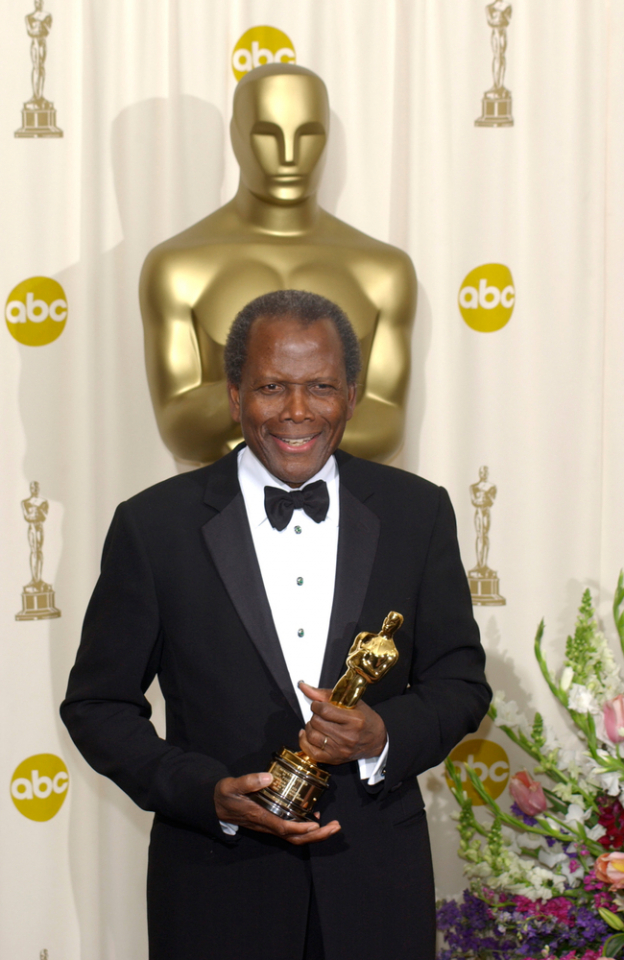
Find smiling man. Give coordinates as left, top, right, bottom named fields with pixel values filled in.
left=62, top=290, right=490, bottom=960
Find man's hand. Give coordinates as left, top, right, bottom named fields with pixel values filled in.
left=214, top=773, right=341, bottom=845
left=297, top=681, right=387, bottom=764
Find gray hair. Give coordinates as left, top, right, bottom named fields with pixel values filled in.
left=224, top=289, right=362, bottom=387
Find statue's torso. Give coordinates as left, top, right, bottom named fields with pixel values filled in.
left=147, top=204, right=412, bottom=380
left=27, top=12, right=51, bottom=36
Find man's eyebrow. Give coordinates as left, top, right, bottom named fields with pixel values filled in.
left=252, top=376, right=341, bottom=385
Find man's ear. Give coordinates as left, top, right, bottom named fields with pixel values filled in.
left=346, top=383, right=357, bottom=421
left=227, top=382, right=241, bottom=423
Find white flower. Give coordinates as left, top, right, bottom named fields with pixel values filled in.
left=465, top=861, right=492, bottom=879
left=538, top=848, right=567, bottom=869
left=599, top=771, right=621, bottom=796
left=564, top=803, right=592, bottom=826
left=586, top=823, right=607, bottom=841
left=543, top=724, right=561, bottom=753
left=519, top=834, right=548, bottom=851
left=585, top=630, right=624, bottom=701
left=551, top=782, right=585, bottom=805
left=567, top=684, right=599, bottom=715
left=560, top=857, right=586, bottom=883
left=492, top=692, right=529, bottom=730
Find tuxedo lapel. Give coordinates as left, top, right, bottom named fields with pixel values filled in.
left=200, top=451, right=303, bottom=722
left=319, top=474, right=380, bottom=689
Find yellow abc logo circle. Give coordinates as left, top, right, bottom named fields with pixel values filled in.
left=458, top=263, right=515, bottom=333
left=232, top=26, right=296, bottom=82
left=445, top=738, right=509, bottom=805
left=10, top=754, right=69, bottom=821
left=5, top=277, right=68, bottom=346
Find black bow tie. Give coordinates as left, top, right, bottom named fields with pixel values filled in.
left=264, top=480, right=330, bottom=531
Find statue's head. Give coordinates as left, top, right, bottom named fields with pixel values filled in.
left=479, top=465, right=489, bottom=481
left=30, top=481, right=40, bottom=496
left=231, top=64, right=329, bottom=205
left=381, top=611, right=404, bottom=637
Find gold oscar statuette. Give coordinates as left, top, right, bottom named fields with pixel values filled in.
left=16, top=481, right=61, bottom=621
left=15, top=0, right=63, bottom=139
left=467, top=466, right=506, bottom=606
left=252, top=611, right=403, bottom=822
left=475, top=1, right=514, bottom=128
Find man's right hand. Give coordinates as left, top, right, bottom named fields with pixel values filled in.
left=214, top=773, right=341, bottom=845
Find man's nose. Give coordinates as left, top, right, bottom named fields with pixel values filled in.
left=281, top=385, right=312, bottom=420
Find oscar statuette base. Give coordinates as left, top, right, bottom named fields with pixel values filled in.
left=468, top=567, right=506, bottom=606
left=475, top=88, right=514, bottom=127
left=16, top=582, right=61, bottom=620
left=15, top=99, right=63, bottom=138
left=253, top=748, right=330, bottom=822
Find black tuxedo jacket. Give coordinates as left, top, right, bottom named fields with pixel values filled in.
left=61, top=447, right=490, bottom=960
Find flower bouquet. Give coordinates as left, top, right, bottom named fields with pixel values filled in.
left=438, top=574, right=624, bottom=960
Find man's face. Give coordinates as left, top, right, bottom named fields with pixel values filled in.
left=228, top=317, right=356, bottom=487
left=231, top=73, right=328, bottom=205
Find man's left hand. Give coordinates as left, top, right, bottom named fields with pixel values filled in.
left=297, top=681, right=387, bottom=764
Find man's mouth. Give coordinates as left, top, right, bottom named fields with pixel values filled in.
left=274, top=435, right=318, bottom=449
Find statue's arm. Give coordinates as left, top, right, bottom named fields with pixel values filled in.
left=139, top=251, right=238, bottom=463
left=340, top=252, right=417, bottom=463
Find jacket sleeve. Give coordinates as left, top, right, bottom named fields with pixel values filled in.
left=60, top=502, right=234, bottom=841
left=374, top=486, right=491, bottom=797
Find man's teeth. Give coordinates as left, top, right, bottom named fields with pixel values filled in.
left=281, top=437, right=313, bottom=446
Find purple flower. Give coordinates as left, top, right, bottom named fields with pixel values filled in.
left=436, top=887, right=611, bottom=959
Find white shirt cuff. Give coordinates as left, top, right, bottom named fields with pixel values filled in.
left=219, top=820, right=238, bottom=835
left=358, top=737, right=389, bottom=785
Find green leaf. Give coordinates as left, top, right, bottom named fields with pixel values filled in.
left=614, top=569, right=624, bottom=656
left=534, top=619, right=568, bottom=709
left=603, top=932, right=624, bottom=957
left=600, top=907, right=624, bottom=931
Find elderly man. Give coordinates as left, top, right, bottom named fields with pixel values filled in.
left=62, top=290, right=490, bottom=960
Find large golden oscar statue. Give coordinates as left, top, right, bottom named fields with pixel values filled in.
left=139, top=64, right=416, bottom=466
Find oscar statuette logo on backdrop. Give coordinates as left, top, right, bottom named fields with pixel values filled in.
left=15, top=0, right=63, bottom=138
left=10, top=754, right=69, bottom=820
left=16, top=482, right=61, bottom=621
left=231, top=26, right=296, bottom=81
left=459, top=264, right=515, bottom=333
left=446, top=739, right=510, bottom=805
left=5, top=277, right=67, bottom=346
left=467, top=467, right=506, bottom=606
left=475, top=1, right=513, bottom=127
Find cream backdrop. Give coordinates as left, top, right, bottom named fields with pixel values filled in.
left=1, top=1, right=623, bottom=957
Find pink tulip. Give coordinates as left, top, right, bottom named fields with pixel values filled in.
left=604, top=695, right=624, bottom=744
left=596, top=851, right=624, bottom=890
left=509, top=770, right=548, bottom=816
